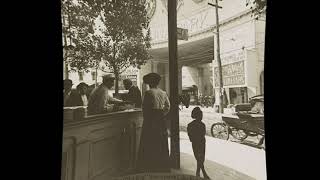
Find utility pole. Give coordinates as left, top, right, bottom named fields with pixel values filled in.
left=208, top=0, right=224, bottom=113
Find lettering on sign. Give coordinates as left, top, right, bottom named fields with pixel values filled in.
left=214, top=61, right=245, bottom=87
left=178, top=10, right=209, bottom=33
left=150, top=9, right=210, bottom=42
left=124, top=68, right=139, bottom=75
left=220, top=50, right=246, bottom=65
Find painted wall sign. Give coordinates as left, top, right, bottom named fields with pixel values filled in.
left=220, top=50, right=246, bottom=65
left=214, top=61, right=245, bottom=87
left=150, top=8, right=210, bottom=42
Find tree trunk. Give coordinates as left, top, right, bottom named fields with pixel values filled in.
left=95, top=67, right=98, bottom=88
left=114, top=70, right=119, bottom=95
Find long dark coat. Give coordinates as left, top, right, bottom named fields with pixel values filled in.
left=136, top=88, right=171, bottom=172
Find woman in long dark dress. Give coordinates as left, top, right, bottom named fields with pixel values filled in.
left=136, top=73, right=171, bottom=173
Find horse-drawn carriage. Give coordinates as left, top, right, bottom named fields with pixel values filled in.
left=210, top=95, right=265, bottom=149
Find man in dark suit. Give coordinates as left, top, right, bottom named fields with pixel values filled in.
left=64, top=79, right=73, bottom=106
left=123, top=79, right=142, bottom=108
left=66, top=82, right=89, bottom=107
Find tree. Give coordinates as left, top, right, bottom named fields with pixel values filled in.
left=61, top=0, right=103, bottom=75
left=62, top=0, right=151, bottom=94
left=89, top=0, right=152, bottom=94
left=246, top=0, right=267, bottom=19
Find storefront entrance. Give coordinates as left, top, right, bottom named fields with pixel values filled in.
left=229, top=87, right=248, bottom=105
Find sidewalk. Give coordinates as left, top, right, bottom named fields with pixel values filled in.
left=171, top=132, right=267, bottom=180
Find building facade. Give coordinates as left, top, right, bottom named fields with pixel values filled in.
left=62, top=0, right=265, bottom=105
left=141, top=0, right=265, bottom=106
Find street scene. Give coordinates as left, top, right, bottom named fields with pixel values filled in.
left=179, top=105, right=265, bottom=149
left=62, top=0, right=266, bottom=180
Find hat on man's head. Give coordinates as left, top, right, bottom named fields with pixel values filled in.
left=143, top=73, right=161, bottom=85
left=102, top=74, right=115, bottom=84
left=76, top=82, right=89, bottom=90
left=123, top=78, right=133, bottom=86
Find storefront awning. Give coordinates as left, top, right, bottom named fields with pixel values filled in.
left=148, top=36, right=214, bottom=66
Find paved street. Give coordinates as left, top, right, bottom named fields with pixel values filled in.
left=170, top=132, right=267, bottom=180
left=179, top=105, right=264, bottom=148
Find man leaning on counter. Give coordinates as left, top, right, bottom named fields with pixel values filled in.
left=87, top=74, right=123, bottom=115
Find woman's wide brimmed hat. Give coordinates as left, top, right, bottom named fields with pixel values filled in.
left=143, top=73, right=161, bottom=85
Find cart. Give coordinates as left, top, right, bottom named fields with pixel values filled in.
left=210, top=95, right=265, bottom=148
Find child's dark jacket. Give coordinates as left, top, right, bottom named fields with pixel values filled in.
left=187, top=120, right=206, bottom=144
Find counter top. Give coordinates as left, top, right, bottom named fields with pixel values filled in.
left=85, top=108, right=142, bottom=119
left=64, top=108, right=142, bottom=128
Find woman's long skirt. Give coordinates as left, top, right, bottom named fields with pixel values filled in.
left=136, top=109, right=170, bottom=172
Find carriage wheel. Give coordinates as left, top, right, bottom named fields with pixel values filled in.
left=211, top=123, right=229, bottom=140
left=230, top=128, right=248, bottom=141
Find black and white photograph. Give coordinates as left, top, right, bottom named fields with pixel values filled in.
left=62, top=0, right=267, bottom=180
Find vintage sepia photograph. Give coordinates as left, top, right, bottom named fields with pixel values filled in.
left=62, top=0, right=266, bottom=180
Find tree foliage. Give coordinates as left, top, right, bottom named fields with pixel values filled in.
left=246, top=0, right=267, bottom=19
left=61, top=0, right=152, bottom=93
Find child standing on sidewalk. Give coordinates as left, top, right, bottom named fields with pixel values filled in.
left=187, top=107, right=211, bottom=179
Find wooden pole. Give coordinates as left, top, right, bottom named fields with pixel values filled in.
left=168, top=0, right=180, bottom=169
left=209, top=0, right=224, bottom=113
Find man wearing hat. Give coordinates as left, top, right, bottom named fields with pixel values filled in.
left=66, top=82, right=89, bottom=107
left=87, top=74, right=123, bottom=115
left=123, top=78, right=142, bottom=108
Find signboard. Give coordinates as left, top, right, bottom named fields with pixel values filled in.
left=213, top=50, right=246, bottom=66
left=117, top=75, right=138, bottom=90
left=126, top=75, right=138, bottom=86
left=214, top=61, right=245, bottom=87
left=177, top=27, right=188, bottom=40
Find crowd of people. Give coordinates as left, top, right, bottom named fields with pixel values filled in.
left=63, top=74, right=142, bottom=114
left=63, top=72, right=210, bottom=179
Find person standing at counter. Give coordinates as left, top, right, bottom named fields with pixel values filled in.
left=136, top=73, right=171, bottom=173
left=123, top=79, right=142, bottom=108
left=64, top=79, right=73, bottom=106
left=66, top=82, right=89, bottom=107
left=87, top=74, right=123, bottom=115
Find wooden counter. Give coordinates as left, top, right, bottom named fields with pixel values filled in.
left=62, top=108, right=143, bottom=180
